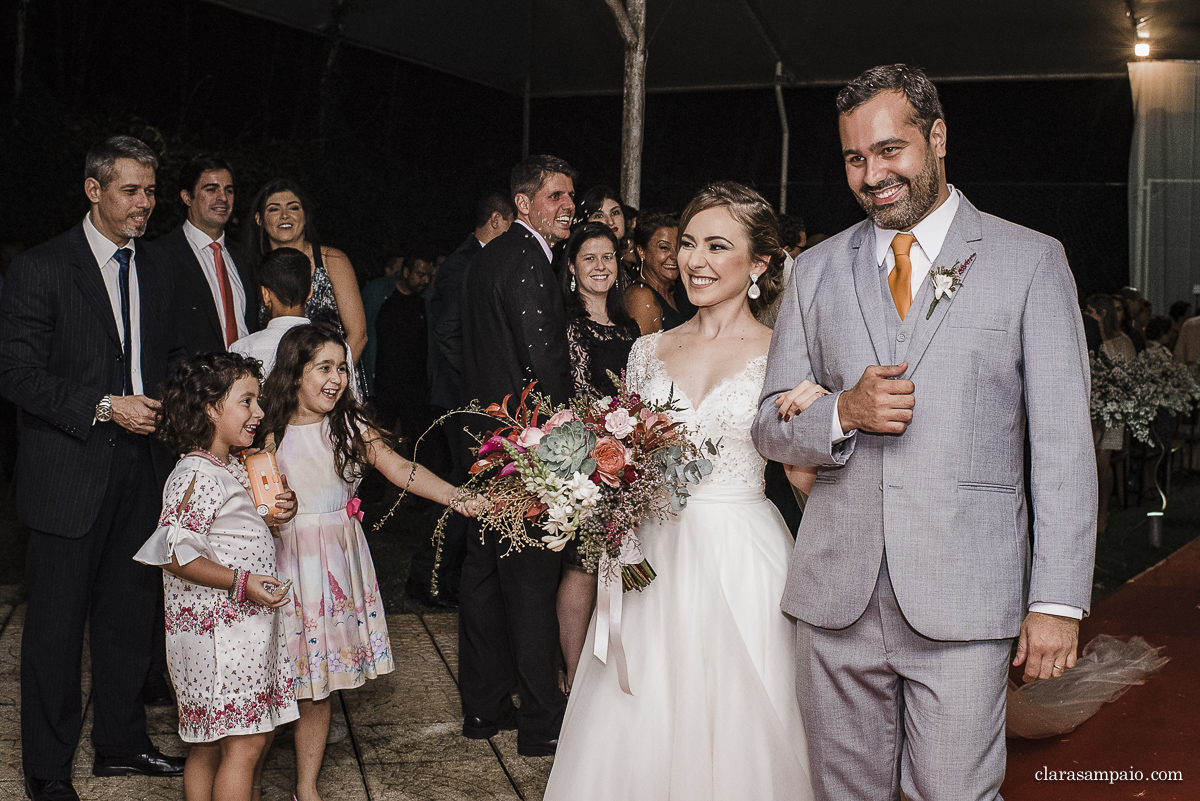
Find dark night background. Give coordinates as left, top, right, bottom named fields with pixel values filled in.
left=1, top=0, right=1132, bottom=296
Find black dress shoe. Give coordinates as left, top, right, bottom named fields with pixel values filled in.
left=141, top=671, right=174, bottom=707
left=24, top=779, right=79, bottom=801
left=406, top=583, right=457, bottom=609
left=462, top=707, right=518, bottom=739
left=517, top=738, right=558, bottom=757
left=93, top=748, right=186, bottom=777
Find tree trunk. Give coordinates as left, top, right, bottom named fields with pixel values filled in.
left=606, top=0, right=647, bottom=208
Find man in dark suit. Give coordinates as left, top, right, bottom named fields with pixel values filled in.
left=0, top=136, right=187, bottom=801
left=405, top=194, right=514, bottom=608
left=459, top=156, right=575, bottom=757
left=156, top=154, right=259, bottom=355
left=429, top=192, right=515, bottom=412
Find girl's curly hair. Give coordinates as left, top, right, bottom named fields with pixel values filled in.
left=158, top=352, right=264, bottom=454
left=258, top=323, right=384, bottom=482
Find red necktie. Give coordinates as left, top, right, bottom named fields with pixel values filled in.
left=208, top=242, right=239, bottom=347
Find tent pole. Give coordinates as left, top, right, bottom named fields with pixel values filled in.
left=522, top=74, right=531, bottom=158
left=775, top=61, right=789, bottom=214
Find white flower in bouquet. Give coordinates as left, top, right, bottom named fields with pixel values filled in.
left=542, top=502, right=577, bottom=536
left=566, top=472, right=602, bottom=508
left=604, top=408, right=636, bottom=438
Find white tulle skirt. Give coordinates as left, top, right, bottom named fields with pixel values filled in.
left=544, top=485, right=815, bottom=801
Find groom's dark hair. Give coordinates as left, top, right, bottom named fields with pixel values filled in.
left=836, top=64, right=944, bottom=139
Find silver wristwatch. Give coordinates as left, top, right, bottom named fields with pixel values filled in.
left=95, top=395, right=113, bottom=423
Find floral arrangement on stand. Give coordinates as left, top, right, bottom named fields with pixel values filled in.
left=1090, top=347, right=1200, bottom=446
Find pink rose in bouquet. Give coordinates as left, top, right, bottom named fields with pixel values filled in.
left=516, top=426, right=545, bottom=449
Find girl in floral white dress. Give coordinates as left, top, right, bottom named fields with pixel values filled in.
left=258, top=323, right=477, bottom=801
left=135, top=352, right=299, bottom=801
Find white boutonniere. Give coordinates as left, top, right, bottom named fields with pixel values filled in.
left=925, top=253, right=976, bottom=319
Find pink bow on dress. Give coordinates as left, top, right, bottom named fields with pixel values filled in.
left=346, top=497, right=364, bottom=522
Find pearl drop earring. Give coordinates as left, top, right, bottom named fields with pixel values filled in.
left=747, top=273, right=761, bottom=300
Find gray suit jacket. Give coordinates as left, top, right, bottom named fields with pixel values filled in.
left=751, top=195, right=1096, bottom=641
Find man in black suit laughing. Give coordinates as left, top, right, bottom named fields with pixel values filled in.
left=459, top=155, right=576, bottom=757
left=0, top=136, right=186, bottom=801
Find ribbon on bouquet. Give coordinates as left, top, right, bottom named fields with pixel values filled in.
left=594, top=535, right=642, bottom=695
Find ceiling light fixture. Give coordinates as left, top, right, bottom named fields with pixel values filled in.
left=1135, top=41, right=1151, bottom=57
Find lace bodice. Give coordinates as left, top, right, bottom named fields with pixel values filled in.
left=625, top=332, right=767, bottom=490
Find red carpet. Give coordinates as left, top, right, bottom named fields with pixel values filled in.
left=1002, top=538, right=1200, bottom=800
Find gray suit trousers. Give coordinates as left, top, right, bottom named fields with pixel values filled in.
left=795, top=558, right=1011, bottom=801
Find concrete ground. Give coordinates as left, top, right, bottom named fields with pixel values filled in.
left=0, top=592, right=551, bottom=800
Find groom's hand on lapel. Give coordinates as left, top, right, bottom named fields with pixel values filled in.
left=836, top=363, right=914, bottom=435
left=1013, top=612, right=1080, bottom=682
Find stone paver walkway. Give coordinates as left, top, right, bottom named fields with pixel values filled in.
left=0, top=589, right=551, bottom=800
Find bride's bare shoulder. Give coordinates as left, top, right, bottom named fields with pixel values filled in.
left=746, top=320, right=774, bottom=358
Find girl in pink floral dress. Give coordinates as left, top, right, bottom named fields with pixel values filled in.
left=135, top=352, right=299, bottom=801
left=259, top=324, right=475, bottom=801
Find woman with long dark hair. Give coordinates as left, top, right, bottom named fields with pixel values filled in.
left=559, top=223, right=640, bottom=400
left=243, top=179, right=368, bottom=396
left=554, top=223, right=641, bottom=693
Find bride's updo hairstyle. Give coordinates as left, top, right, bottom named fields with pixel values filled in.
left=678, top=181, right=785, bottom=316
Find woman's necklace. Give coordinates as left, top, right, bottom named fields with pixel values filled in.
left=190, top=448, right=251, bottom=490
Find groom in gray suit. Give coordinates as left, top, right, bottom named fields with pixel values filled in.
left=752, top=65, right=1096, bottom=800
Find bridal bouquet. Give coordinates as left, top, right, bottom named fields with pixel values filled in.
left=465, top=377, right=715, bottom=592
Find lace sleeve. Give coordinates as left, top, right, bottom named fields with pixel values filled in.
left=566, top=319, right=591, bottom=400
left=624, top=334, right=657, bottom=396
left=134, top=466, right=225, bottom=567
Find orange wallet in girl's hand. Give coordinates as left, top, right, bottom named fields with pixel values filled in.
left=245, top=452, right=283, bottom=518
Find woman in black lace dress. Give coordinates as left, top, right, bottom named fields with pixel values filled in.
left=556, top=223, right=640, bottom=691
left=561, top=224, right=640, bottom=400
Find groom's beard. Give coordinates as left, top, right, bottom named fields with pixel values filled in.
left=853, top=144, right=941, bottom=231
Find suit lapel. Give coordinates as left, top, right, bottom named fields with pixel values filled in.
left=849, top=223, right=891, bottom=365
left=70, top=226, right=121, bottom=347
left=175, top=228, right=226, bottom=343
left=900, top=198, right=984, bottom=379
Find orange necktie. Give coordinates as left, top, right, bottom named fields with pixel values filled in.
left=209, top=242, right=240, bottom=347
left=889, top=233, right=917, bottom=320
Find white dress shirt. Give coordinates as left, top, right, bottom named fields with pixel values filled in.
left=182, top=219, right=249, bottom=341
left=230, top=316, right=309, bottom=379
left=515, top=218, right=554, bottom=264
left=83, top=213, right=142, bottom=395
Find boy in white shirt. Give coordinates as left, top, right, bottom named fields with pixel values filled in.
left=231, top=247, right=311, bottom=377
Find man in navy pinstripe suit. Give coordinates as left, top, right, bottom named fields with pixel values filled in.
left=0, top=136, right=187, bottom=801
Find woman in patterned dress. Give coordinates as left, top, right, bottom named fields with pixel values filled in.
left=243, top=178, right=368, bottom=398
left=135, top=352, right=299, bottom=801
left=555, top=222, right=641, bottom=691
left=258, top=324, right=478, bottom=801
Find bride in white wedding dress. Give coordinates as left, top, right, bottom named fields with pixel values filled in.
left=543, top=183, right=817, bottom=801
